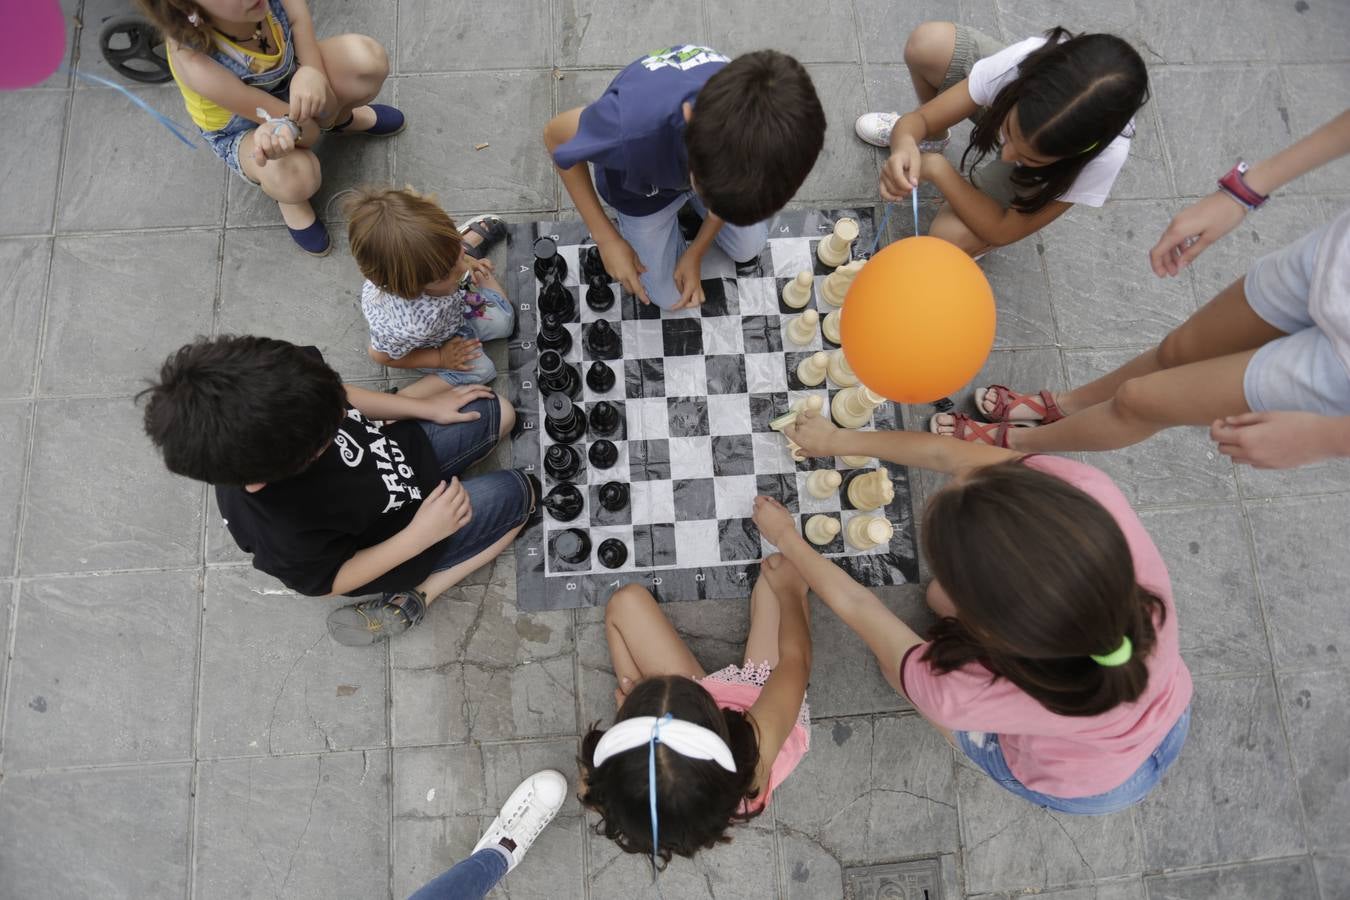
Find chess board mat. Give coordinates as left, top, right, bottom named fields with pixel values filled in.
left=506, top=208, right=919, bottom=611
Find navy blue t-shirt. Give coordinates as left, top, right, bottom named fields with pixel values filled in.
left=552, top=44, right=730, bottom=216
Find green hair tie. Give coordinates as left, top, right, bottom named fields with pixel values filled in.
left=1091, top=636, right=1132, bottom=667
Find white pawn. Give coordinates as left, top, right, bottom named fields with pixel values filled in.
left=782, top=270, right=813, bottom=308
left=846, top=469, right=894, bottom=510
left=827, top=349, right=858, bottom=387
left=821, top=259, right=864, bottom=307
left=847, top=514, right=894, bottom=550
left=840, top=454, right=873, bottom=468
left=786, top=308, right=819, bottom=346
left=806, top=469, right=842, bottom=499
left=817, top=218, right=859, bottom=267
left=832, top=384, right=886, bottom=429
left=804, top=514, right=841, bottom=546
left=797, top=351, right=829, bottom=387
left=822, top=309, right=842, bottom=345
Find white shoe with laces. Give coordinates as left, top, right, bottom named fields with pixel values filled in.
left=854, top=111, right=951, bottom=153
left=471, top=769, right=568, bottom=873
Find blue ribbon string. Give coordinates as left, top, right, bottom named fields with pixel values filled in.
left=648, top=712, right=672, bottom=876
left=67, top=68, right=199, bottom=149
left=867, top=191, right=921, bottom=256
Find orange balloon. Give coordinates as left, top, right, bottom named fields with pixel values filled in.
left=839, top=236, right=995, bottom=403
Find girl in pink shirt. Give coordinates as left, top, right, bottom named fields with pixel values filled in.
left=580, top=556, right=812, bottom=868
left=768, top=407, right=1193, bottom=814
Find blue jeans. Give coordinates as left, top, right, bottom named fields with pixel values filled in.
left=407, top=847, right=509, bottom=900
left=617, top=193, right=769, bottom=309
left=427, top=286, right=516, bottom=386
left=955, top=705, right=1191, bottom=815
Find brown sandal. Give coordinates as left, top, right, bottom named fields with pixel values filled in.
left=974, top=384, right=1065, bottom=424
left=929, top=413, right=1025, bottom=447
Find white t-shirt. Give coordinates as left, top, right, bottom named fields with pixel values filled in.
left=1309, top=205, right=1350, bottom=376
left=966, top=36, right=1133, bottom=208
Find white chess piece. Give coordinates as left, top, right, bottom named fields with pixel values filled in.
left=846, top=514, right=893, bottom=550
left=821, top=259, right=864, bottom=307
left=822, top=309, right=842, bottom=344
left=846, top=469, right=894, bottom=510
left=805, top=469, right=842, bottom=499
left=817, top=218, right=859, bottom=267
left=796, top=351, right=829, bottom=387
left=827, top=349, right=859, bottom=387
left=804, top=514, right=841, bottom=545
left=831, top=384, right=886, bottom=429
left=839, top=454, right=873, bottom=468
left=781, top=270, right=813, bottom=308
left=786, top=309, right=819, bottom=346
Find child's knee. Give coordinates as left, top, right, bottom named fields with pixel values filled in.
left=1112, top=376, right=1159, bottom=423
left=259, top=151, right=321, bottom=202
left=350, top=34, right=390, bottom=82
left=606, top=583, right=655, bottom=624
left=496, top=393, right=516, bottom=437
left=905, top=21, right=956, bottom=69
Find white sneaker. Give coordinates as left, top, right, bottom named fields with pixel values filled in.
left=855, top=111, right=900, bottom=147
left=472, top=769, right=568, bottom=873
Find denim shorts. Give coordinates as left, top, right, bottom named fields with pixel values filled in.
left=955, top=705, right=1191, bottom=815
left=416, top=396, right=532, bottom=572
left=1243, top=218, right=1350, bottom=415
left=426, top=287, right=516, bottom=386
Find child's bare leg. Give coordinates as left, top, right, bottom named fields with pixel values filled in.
left=604, top=585, right=706, bottom=688
left=414, top=522, right=524, bottom=607
left=238, top=134, right=321, bottom=229
left=316, top=34, right=390, bottom=130
left=904, top=22, right=957, bottom=107
left=395, top=374, right=456, bottom=399
left=742, top=570, right=783, bottom=668
left=929, top=205, right=993, bottom=256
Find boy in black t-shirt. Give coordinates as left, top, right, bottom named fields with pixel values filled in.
left=546, top=45, right=826, bottom=311
left=140, top=336, right=534, bottom=645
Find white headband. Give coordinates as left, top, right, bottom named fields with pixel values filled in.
left=592, top=716, right=737, bottom=772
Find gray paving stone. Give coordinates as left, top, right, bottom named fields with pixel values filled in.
left=57, top=85, right=226, bottom=231
left=393, top=71, right=556, bottom=213
left=986, top=878, right=1146, bottom=900
left=0, top=90, right=66, bottom=236
left=1247, top=493, right=1350, bottom=672
left=1270, top=0, right=1350, bottom=62
left=792, top=66, right=877, bottom=204
left=774, top=714, right=960, bottom=862
left=0, top=403, right=30, bottom=576
left=980, top=233, right=1058, bottom=349
left=1278, top=668, right=1350, bottom=854
left=197, top=566, right=388, bottom=757
left=1062, top=349, right=1239, bottom=506
left=0, top=581, right=13, bottom=739
left=1135, top=674, right=1305, bottom=870
left=708, top=0, right=859, bottom=63
left=855, top=0, right=1001, bottom=64
left=391, top=740, right=584, bottom=899
left=1143, top=855, right=1317, bottom=900
left=782, top=841, right=961, bottom=900
left=4, top=570, right=198, bottom=769
left=1315, top=851, right=1350, bottom=900
left=194, top=751, right=389, bottom=900
left=0, top=238, right=50, bottom=398
left=398, top=0, right=549, bottom=72
left=1138, top=505, right=1269, bottom=677
left=1109, top=104, right=1175, bottom=202
left=1278, top=64, right=1350, bottom=199
left=1131, top=0, right=1285, bottom=64
left=555, top=1, right=705, bottom=68
left=554, top=67, right=623, bottom=214
left=996, top=0, right=1145, bottom=49
left=217, top=226, right=383, bottom=380
left=21, top=396, right=204, bottom=575
left=0, top=764, right=191, bottom=900
left=1152, top=67, right=1291, bottom=200
left=390, top=554, right=576, bottom=745
left=1042, top=201, right=1197, bottom=348
left=40, top=230, right=217, bottom=396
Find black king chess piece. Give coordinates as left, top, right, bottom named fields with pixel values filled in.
left=537, top=350, right=580, bottom=399
left=543, top=444, right=582, bottom=481
left=597, top=538, right=627, bottom=569
left=533, top=236, right=568, bottom=284
left=583, top=318, right=621, bottom=360
left=598, top=481, right=629, bottom=512
left=543, top=393, right=586, bottom=445
left=588, top=400, right=620, bottom=437
left=586, top=361, right=615, bottom=394
left=542, top=484, right=583, bottom=522
left=550, top=528, right=591, bottom=565
left=588, top=439, right=618, bottom=469
left=537, top=314, right=572, bottom=356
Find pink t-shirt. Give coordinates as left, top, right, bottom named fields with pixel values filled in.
left=900, top=456, right=1193, bottom=798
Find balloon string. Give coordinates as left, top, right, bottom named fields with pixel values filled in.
left=67, top=68, right=199, bottom=149
left=867, top=193, right=921, bottom=256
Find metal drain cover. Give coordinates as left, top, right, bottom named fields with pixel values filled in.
left=843, top=857, right=943, bottom=900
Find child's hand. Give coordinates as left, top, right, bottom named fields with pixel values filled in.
left=288, top=65, right=330, bottom=124
left=466, top=256, right=494, bottom=284
left=251, top=118, right=298, bottom=166
left=670, top=250, right=706, bottom=309
left=437, top=336, right=484, bottom=371
left=783, top=405, right=840, bottom=458
left=752, top=495, right=799, bottom=548
left=879, top=136, right=922, bottom=201
left=409, top=478, right=473, bottom=543
left=422, top=384, right=496, bottom=425
left=1149, top=192, right=1247, bottom=277
left=597, top=237, right=650, bottom=305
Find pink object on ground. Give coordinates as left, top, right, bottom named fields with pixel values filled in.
left=0, top=0, right=67, bottom=90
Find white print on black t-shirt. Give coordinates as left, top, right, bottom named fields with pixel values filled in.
left=332, top=429, right=364, bottom=466
left=343, top=409, right=424, bottom=514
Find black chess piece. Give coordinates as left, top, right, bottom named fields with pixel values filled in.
left=543, top=444, right=582, bottom=481
left=586, top=361, right=615, bottom=394
left=599, top=480, right=629, bottom=512
left=586, top=277, right=615, bottom=312
left=537, top=350, right=580, bottom=399
left=597, top=538, right=628, bottom=569
left=542, top=484, right=584, bottom=522
left=588, top=439, right=618, bottom=469
left=533, top=236, right=568, bottom=284
left=543, top=393, right=587, bottom=445
left=583, top=318, right=621, bottom=360
left=581, top=244, right=609, bottom=282
left=588, top=400, right=620, bottom=437
left=537, top=314, right=573, bottom=356
left=538, top=280, right=576, bottom=321
left=550, top=528, right=591, bottom=565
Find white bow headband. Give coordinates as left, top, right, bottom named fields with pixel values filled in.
left=592, top=715, right=737, bottom=772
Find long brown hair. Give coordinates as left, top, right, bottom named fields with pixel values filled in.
left=921, top=459, right=1163, bottom=717
left=135, top=0, right=215, bottom=52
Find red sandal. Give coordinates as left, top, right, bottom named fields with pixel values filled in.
left=929, top=413, right=1024, bottom=447
left=974, top=384, right=1065, bottom=424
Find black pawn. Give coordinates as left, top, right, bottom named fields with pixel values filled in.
left=533, top=236, right=568, bottom=284
left=599, top=481, right=629, bottom=512
left=586, top=361, right=615, bottom=394
left=588, top=439, right=618, bottom=469
left=544, top=393, right=587, bottom=445
left=544, top=444, right=582, bottom=481
left=581, top=244, right=609, bottom=282
left=586, top=278, right=615, bottom=312
left=542, top=484, right=583, bottom=522
left=597, top=538, right=628, bottom=569
left=538, top=350, right=580, bottom=400
left=550, top=528, right=591, bottom=565
left=584, top=318, right=621, bottom=360
left=539, top=280, right=576, bottom=321
left=588, top=400, right=620, bottom=437
left=537, top=314, right=572, bottom=356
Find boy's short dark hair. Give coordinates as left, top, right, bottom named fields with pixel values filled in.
left=685, top=51, right=826, bottom=227
left=139, top=336, right=347, bottom=486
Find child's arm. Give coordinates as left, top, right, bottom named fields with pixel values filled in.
left=670, top=213, right=725, bottom=309
left=329, top=477, right=470, bottom=595
left=783, top=406, right=1020, bottom=476
left=920, top=152, right=1072, bottom=246
left=880, top=80, right=980, bottom=200
left=544, top=107, right=651, bottom=305
left=368, top=338, right=483, bottom=373
left=344, top=383, right=495, bottom=424
left=277, top=0, right=333, bottom=125
left=752, top=498, right=923, bottom=699
left=1211, top=411, right=1350, bottom=469
left=745, top=559, right=812, bottom=790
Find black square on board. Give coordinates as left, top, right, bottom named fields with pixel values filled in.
left=698, top=278, right=740, bottom=317
left=756, top=474, right=798, bottom=509
left=704, top=355, right=748, bottom=395
left=741, top=315, right=784, bottom=354
left=711, top=435, right=754, bottom=476
left=798, top=512, right=844, bottom=554
left=749, top=392, right=790, bottom=433
left=718, top=517, right=760, bottom=562
left=623, top=292, right=661, bottom=320
left=662, top=318, right=704, bottom=356
left=666, top=396, right=710, bottom=438
left=624, top=358, right=665, bottom=399
left=628, top=439, right=671, bottom=481
left=672, top=478, right=716, bottom=521
left=633, top=523, right=677, bottom=567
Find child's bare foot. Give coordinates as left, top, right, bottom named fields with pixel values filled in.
left=761, top=553, right=808, bottom=601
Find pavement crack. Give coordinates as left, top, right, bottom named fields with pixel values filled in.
left=280, top=755, right=323, bottom=893
left=266, top=633, right=326, bottom=755
left=1047, top=814, right=1096, bottom=885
